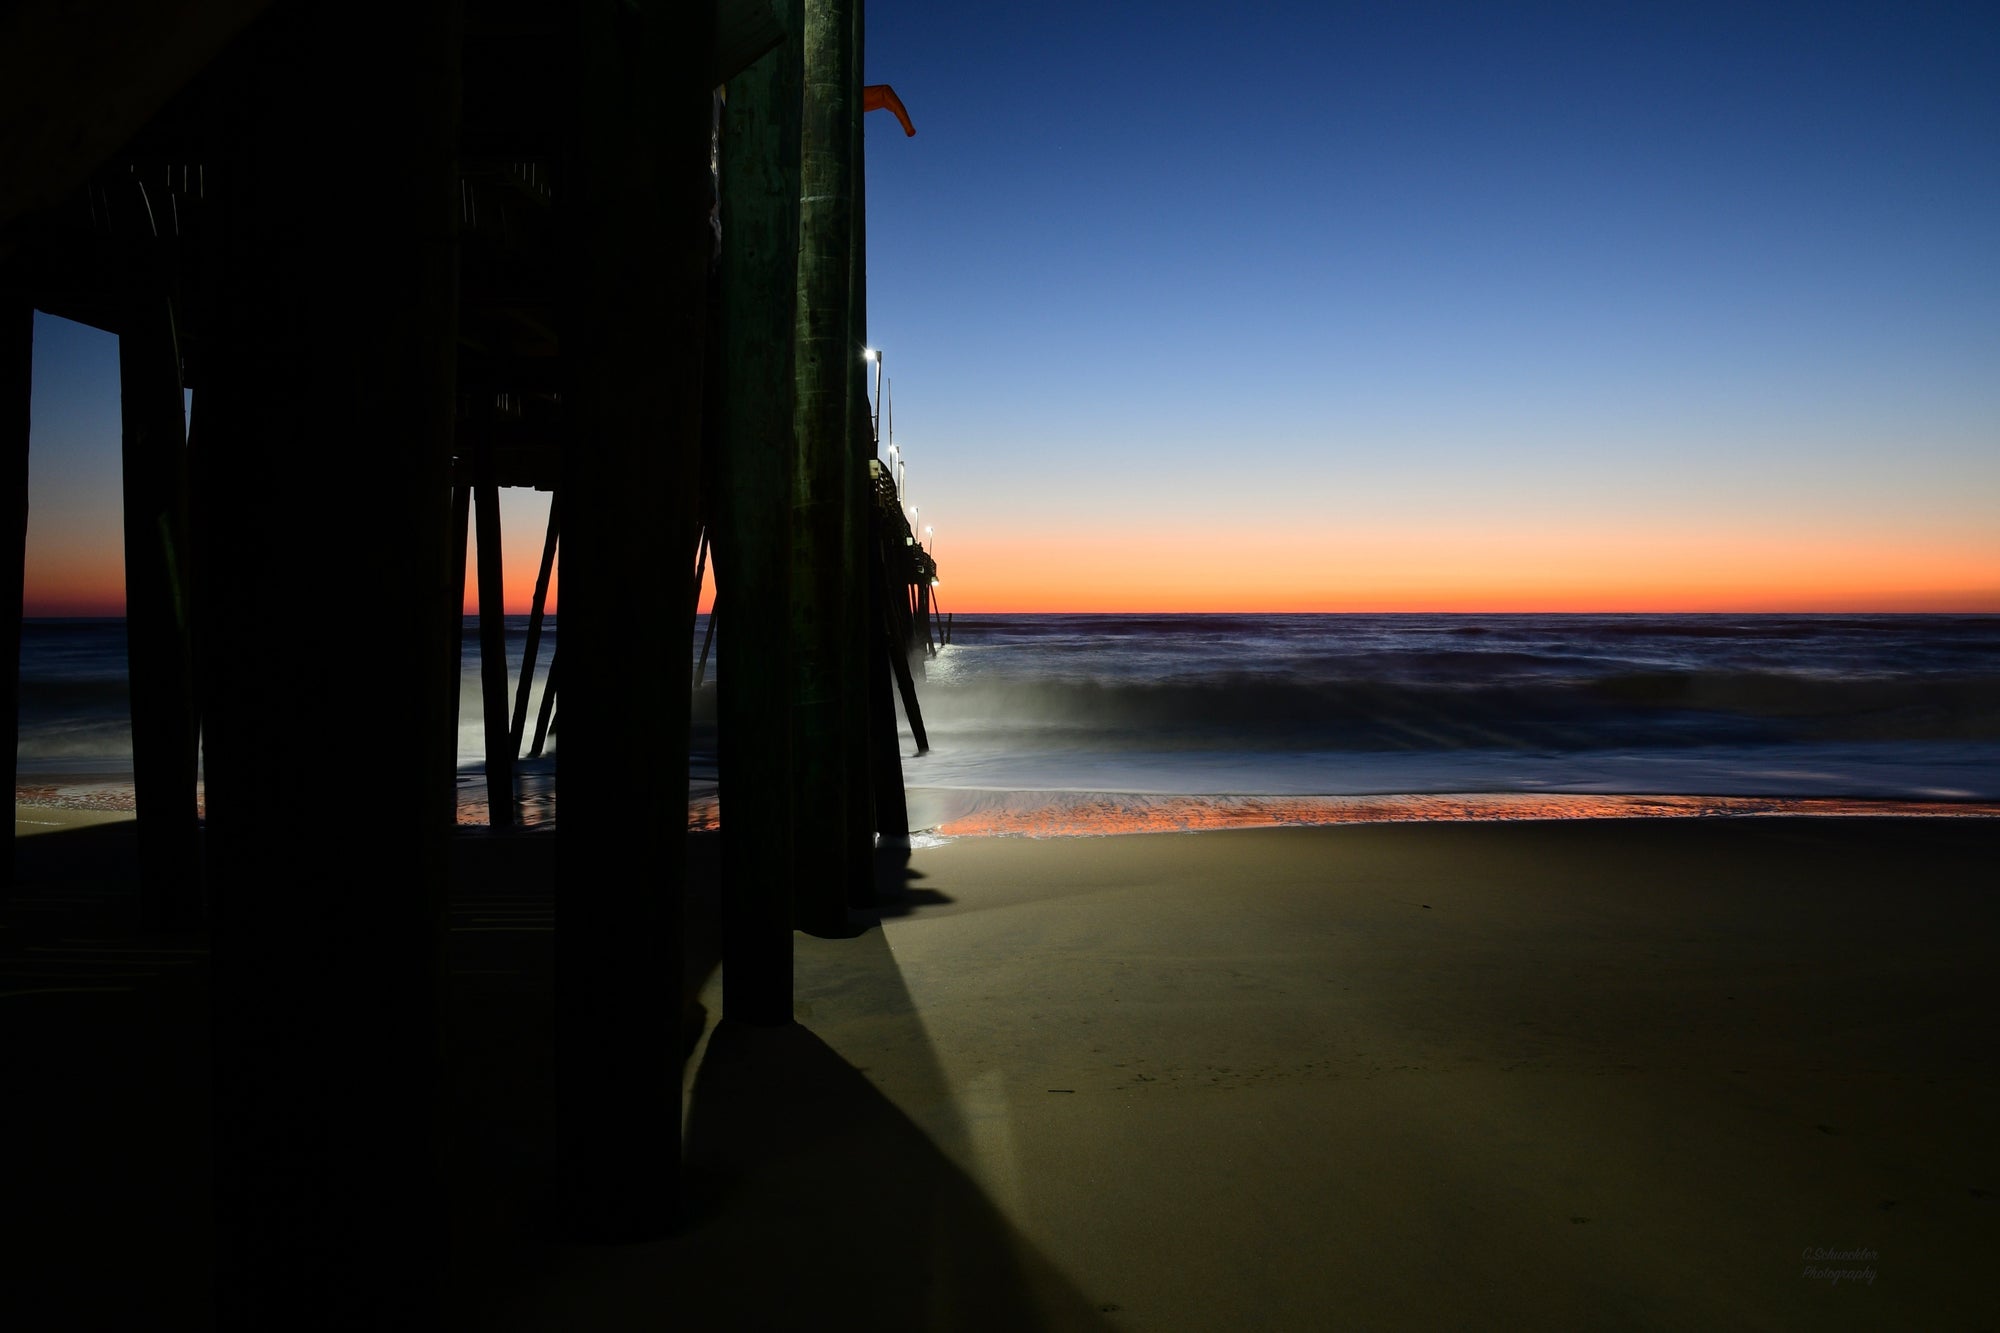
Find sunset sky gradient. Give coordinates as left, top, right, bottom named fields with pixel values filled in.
left=21, top=1, right=2000, bottom=615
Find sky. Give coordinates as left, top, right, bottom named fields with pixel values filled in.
left=21, top=0, right=2000, bottom=615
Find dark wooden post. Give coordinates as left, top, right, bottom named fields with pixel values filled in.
left=473, top=442, right=513, bottom=827
left=119, top=291, right=202, bottom=930
left=715, top=0, right=802, bottom=1025
left=695, top=595, right=718, bottom=687
left=2, top=284, right=27, bottom=901
left=879, top=510, right=929, bottom=755
left=792, top=0, right=863, bottom=935
left=530, top=650, right=557, bottom=758
left=508, top=492, right=558, bottom=756
left=554, top=0, right=711, bottom=1241
left=867, top=523, right=909, bottom=836
left=199, top=3, right=461, bottom=1326
left=446, top=479, right=470, bottom=818
left=841, top=0, right=876, bottom=900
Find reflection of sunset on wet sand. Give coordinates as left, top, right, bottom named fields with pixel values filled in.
left=927, top=792, right=2000, bottom=839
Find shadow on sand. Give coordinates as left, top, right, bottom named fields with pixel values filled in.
left=5, top=820, right=213, bottom=1331
left=9, top=821, right=1111, bottom=1328
left=446, top=829, right=1112, bottom=1330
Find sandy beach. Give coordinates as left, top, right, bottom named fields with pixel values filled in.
left=11, top=809, right=1998, bottom=1329
left=454, top=815, right=1999, bottom=1329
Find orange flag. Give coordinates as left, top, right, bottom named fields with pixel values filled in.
left=863, top=84, right=916, bottom=136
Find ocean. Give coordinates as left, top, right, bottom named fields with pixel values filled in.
left=13, top=617, right=563, bottom=824
left=16, top=613, right=2000, bottom=834
left=880, top=613, right=2000, bottom=835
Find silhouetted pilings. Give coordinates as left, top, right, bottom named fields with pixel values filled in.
left=715, top=0, right=804, bottom=1024
left=530, top=650, right=558, bottom=758
left=696, top=596, right=719, bottom=687
left=195, top=3, right=462, bottom=1324
left=841, top=0, right=881, bottom=904
left=509, top=492, right=559, bottom=756
left=117, top=285, right=201, bottom=929
left=3, top=0, right=941, bottom=1312
left=791, top=0, right=864, bottom=936
left=550, top=0, right=716, bottom=1243
left=473, top=438, right=515, bottom=827
left=871, top=460, right=931, bottom=753
left=2, top=283, right=25, bottom=901
left=447, top=481, right=471, bottom=808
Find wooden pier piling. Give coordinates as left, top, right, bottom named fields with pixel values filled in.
left=446, top=479, right=471, bottom=814
left=841, top=0, right=880, bottom=902
left=197, top=3, right=463, bottom=1324
left=715, top=0, right=805, bottom=1023
left=791, top=0, right=865, bottom=936
left=696, top=595, right=719, bottom=687
left=553, top=0, right=711, bottom=1241
left=508, top=492, right=558, bottom=757
left=530, top=650, right=558, bottom=759
left=473, top=439, right=514, bottom=827
left=2, top=283, right=26, bottom=900
left=867, top=521, right=911, bottom=834
left=117, top=286, right=201, bottom=929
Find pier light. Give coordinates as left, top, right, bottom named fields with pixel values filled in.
left=864, top=349, right=885, bottom=441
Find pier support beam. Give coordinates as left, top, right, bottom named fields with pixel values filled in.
left=473, top=441, right=513, bottom=826
left=2, top=284, right=26, bottom=901
left=119, top=289, right=201, bottom=930
left=842, top=0, right=878, bottom=899
left=792, top=0, right=864, bottom=935
left=509, top=493, right=558, bottom=757
left=716, top=0, right=803, bottom=1024
left=446, top=479, right=470, bottom=815
left=199, top=3, right=461, bottom=1326
left=867, top=527, right=909, bottom=836
left=554, top=0, right=711, bottom=1240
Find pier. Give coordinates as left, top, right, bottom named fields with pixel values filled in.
left=4, top=0, right=938, bottom=1323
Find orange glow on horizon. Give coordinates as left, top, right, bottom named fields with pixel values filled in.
left=20, top=520, right=1994, bottom=618
left=21, top=552, right=125, bottom=618
left=924, top=525, right=2000, bottom=615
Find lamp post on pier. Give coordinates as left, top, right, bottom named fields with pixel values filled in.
left=864, top=346, right=882, bottom=447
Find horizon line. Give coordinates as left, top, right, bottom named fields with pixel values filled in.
left=22, top=605, right=2000, bottom=620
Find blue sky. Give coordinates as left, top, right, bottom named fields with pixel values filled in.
left=860, top=0, right=1999, bottom=607
left=21, top=1, right=1999, bottom=612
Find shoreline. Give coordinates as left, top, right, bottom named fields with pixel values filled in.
left=19, top=783, right=2000, bottom=839
left=900, top=787, right=2000, bottom=838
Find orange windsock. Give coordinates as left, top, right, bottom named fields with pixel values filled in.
left=863, top=84, right=916, bottom=136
